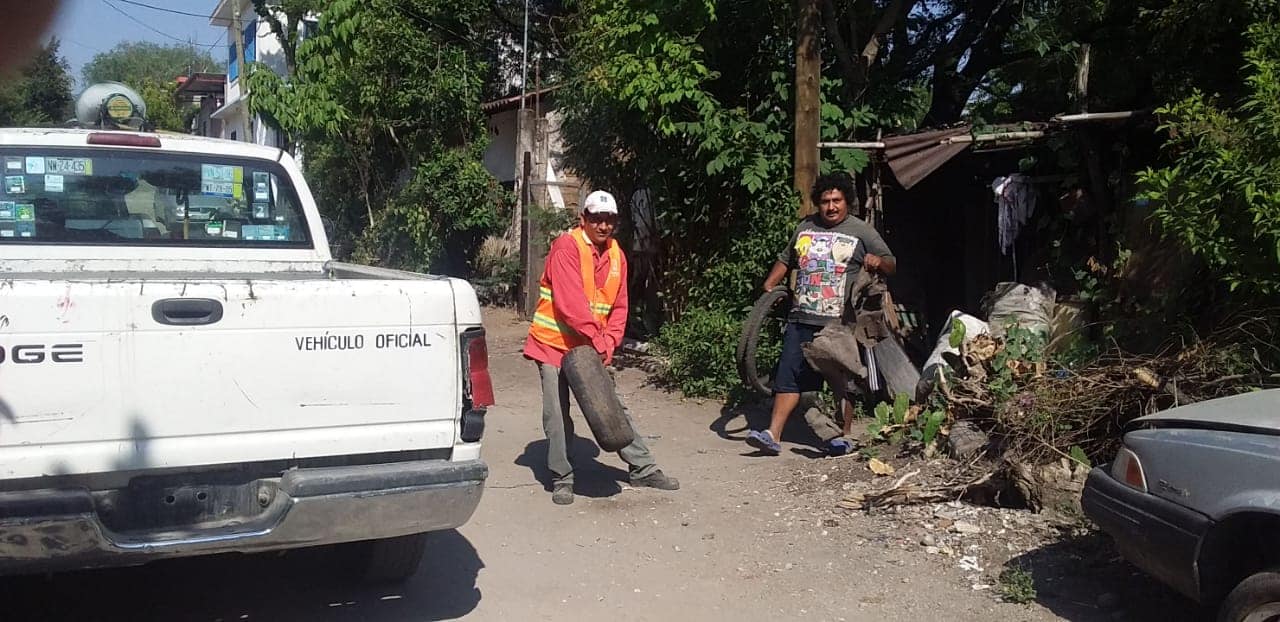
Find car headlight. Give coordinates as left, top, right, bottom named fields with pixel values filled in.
left=1110, top=446, right=1148, bottom=493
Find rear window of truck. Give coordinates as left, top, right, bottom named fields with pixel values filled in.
left=0, top=147, right=310, bottom=247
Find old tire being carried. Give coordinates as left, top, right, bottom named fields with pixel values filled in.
left=561, top=345, right=635, bottom=452
left=737, top=286, right=792, bottom=397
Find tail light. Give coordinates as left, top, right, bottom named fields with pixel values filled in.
left=1110, top=446, right=1148, bottom=492
left=462, top=328, right=495, bottom=408
left=459, top=328, right=493, bottom=443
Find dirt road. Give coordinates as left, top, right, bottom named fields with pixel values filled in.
left=1, top=308, right=1183, bottom=621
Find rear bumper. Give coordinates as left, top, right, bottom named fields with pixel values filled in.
left=1082, top=466, right=1210, bottom=601
left=0, top=459, right=487, bottom=575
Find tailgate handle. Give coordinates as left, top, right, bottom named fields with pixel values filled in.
left=152, top=298, right=224, bottom=326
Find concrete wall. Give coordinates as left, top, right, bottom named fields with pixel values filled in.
left=483, top=109, right=519, bottom=184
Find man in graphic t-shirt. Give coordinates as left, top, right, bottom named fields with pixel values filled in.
left=747, top=172, right=896, bottom=457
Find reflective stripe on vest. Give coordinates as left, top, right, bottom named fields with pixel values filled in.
left=528, top=228, right=622, bottom=351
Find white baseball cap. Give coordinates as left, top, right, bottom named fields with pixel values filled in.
left=583, top=190, right=619, bottom=215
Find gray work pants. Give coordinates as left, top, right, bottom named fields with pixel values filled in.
left=538, top=362, right=657, bottom=484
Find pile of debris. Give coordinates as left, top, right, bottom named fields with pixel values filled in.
left=833, top=284, right=1280, bottom=518
left=929, top=291, right=1279, bottom=464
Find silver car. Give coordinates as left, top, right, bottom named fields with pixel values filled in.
left=1083, top=389, right=1280, bottom=622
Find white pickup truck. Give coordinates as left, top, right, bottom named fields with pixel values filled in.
left=0, top=127, right=493, bottom=582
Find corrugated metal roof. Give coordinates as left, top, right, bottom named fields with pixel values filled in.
left=882, top=125, right=972, bottom=190
left=481, top=86, right=561, bottom=114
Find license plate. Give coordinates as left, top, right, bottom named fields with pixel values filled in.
left=45, top=157, right=93, bottom=175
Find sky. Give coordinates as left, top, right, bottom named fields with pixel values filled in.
left=49, top=0, right=226, bottom=88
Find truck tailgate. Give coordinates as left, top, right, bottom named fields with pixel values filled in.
left=0, top=277, right=460, bottom=480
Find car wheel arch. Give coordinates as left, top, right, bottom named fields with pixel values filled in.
left=1200, top=511, right=1280, bottom=602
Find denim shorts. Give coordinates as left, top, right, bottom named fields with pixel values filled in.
left=773, top=321, right=825, bottom=394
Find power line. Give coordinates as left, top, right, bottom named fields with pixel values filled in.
left=100, top=0, right=222, bottom=47
left=206, top=28, right=228, bottom=50
left=112, top=0, right=211, bottom=19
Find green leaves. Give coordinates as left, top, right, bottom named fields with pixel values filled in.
left=654, top=307, right=746, bottom=400
left=824, top=148, right=869, bottom=176
left=0, top=38, right=72, bottom=127
left=1138, top=21, right=1280, bottom=295
left=948, top=318, right=968, bottom=349
left=249, top=0, right=503, bottom=274
left=920, top=410, right=946, bottom=446
left=870, top=392, right=948, bottom=448
left=82, top=42, right=217, bottom=90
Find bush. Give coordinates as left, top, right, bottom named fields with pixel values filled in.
left=654, top=307, right=744, bottom=400
left=472, top=236, right=520, bottom=306
left=353, top=148, right=509, bottom=276
left=1138, top=21, right=1280, bottom=295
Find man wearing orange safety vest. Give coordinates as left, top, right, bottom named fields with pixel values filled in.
left=523, top=190, right=680, bottom=506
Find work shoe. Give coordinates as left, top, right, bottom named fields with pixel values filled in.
left=826, top=438, right=854, bottom=457
left=746, top=429, right=782, bottom=455
left=631, top=470, right=680, bottom=490
left=552, top=482, right=574, bottom=505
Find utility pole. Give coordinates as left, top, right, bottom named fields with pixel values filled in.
left=233, top=2, right=248, bottom=142
left=794, top=0, right=821, bottom=217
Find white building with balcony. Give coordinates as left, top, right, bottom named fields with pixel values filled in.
left=208, top=0, right=312, bottom=148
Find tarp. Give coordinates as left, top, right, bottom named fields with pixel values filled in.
left=882, top=125, right=972, bottom=190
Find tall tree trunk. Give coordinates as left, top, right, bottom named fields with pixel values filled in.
left=795, top=0, right=821, bottom=217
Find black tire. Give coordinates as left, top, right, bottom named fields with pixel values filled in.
left=1220, top=570, right=1280, bottom=622
left=561, top=345, right=635, bottom=452
left=737, top=286, right=792, bottom=397
left=349, top=532, right=429, bottom=584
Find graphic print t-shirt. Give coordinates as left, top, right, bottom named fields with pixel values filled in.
left=778, top=215, right=894, bottom=326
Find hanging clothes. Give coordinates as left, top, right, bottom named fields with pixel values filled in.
left=992, top=174, right=1036, bottom=256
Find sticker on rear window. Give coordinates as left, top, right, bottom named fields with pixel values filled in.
left=0, top=202, right=13, bottom=220
left=4, top=158, right=21, bottom=172
left=243, top=224, right=290, bottom=240
left=15, top=204, right=34, bottom=221
left=45, top=157, right=92, bottom=176
left=253, top=171, right=270, bottom=201
left=24, top=157, right=44, bottom=175
left=44, top=174, right=63, bottom=193
left=4, top=176, right=24, bottom=194
left=201, top=164, right=243, bottom=199
left=15, top=222, right=34, bottom=237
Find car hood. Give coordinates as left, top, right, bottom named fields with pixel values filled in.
left=1128, top=388, right=1280, bottom=434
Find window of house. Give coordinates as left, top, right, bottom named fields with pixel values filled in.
left=243, top=19, right=257, bottom=63
left=227, top=19, right=258, bottom=80
left=302, top=18, right=318, bottom=41
left=227, top=40, right=238, bottom=80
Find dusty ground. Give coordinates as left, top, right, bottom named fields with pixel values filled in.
left=1, top=307, right=1207, bottom=621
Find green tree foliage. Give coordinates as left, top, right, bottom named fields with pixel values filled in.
left=561, top=1, right=872, bottom=318
left=82, top=42, right=218, bottom=88
left=81, top=42, right=217, bottom=133
left=248, top=0, right=507, bottom=273
left=0, top=38, right=73, bottom=126
left=969, top=0, right=1267, bottom=124
left=138, top=79, right=187, bottom=132
left=555, top=0, right=1280, bottom=397
left=1138, top=20, right=1280, bottom=295
left=557, top=0, right=880, bottom=395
